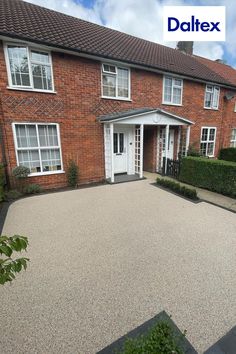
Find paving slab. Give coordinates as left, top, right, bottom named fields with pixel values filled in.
left=1, top=180, right=236, bottom=353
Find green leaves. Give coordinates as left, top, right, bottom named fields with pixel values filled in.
left=0, top=235, right=29, bottom=285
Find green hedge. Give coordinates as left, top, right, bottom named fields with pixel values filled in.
left=218, top=147, right=236, bottom=162
left=156, top=177, right=198, bottom=200
left=179, top=157, right=236, bottom=197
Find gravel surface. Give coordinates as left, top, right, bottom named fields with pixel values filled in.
left=1, top=180, right=236, bottom=354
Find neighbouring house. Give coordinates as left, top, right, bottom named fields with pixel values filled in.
left=0, top=0, right=236, bottom=188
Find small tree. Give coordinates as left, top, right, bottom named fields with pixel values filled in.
left=67, top=160, right=79, bottom=187
left=0, top=235, right=29, bottom=285
left=12, top=166, right=30, bottom=192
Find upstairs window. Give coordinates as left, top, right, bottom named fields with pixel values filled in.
left=204, top=85, right=220, bottom=109
left=13, top=123, right=62, bottom=175
left=5, top=44, right=54, bottom=92
left=163, top=76, right=183, bottom=105
left=230, top=129, right=236, bottom=147
left=102, top=64, right=130, bottom=99
left=200, top=127, right=216, bottom=157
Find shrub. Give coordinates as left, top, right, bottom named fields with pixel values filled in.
left=179, top=157, right=236, bottom=197
left=156, top=177, right=198, bottom=200
left=24, top=184, right=42, bottom=195
left=218, top=147, right=236, bottom=162
left=0, top=235, right=29, bottom=285
left=187, top=144, right=201, bottom=157
left=12, top=166, right=30, bottom=179
left=119, top=321, right=184, bottom=354
left=67, top=160, right=79, bottom=187
left=6, top=190, right=23, bottom=200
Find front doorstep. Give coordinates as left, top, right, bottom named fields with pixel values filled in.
left=107, top=173, right=145, bottom=184
left=97, top=311, right=197, bottom=354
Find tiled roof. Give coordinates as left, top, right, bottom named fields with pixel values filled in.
left=0, top=0, right=235, bottom=88
left=194, top=55, right=236, bottom=86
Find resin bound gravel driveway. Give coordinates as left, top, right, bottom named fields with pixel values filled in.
left=1, top=179, right=236, bottom=354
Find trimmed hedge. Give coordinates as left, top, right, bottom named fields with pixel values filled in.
left=179, top=157, right=236, bottom=197
left=156, top=177, right=198, bottom=200
left=218, top=147, right=236, bottom=162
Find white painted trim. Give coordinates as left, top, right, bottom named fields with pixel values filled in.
left=162, top=75, right=183, bottom=106
left=200, top=126, right=217, bottom=157
left=140, top=124, right=144, bottom=179
left=12, top=122, right=64, bottom=176
left=185, top=126, right=191, bottom=156
left=165, top=125, right=169, bottom=175
left=6, top=87, right=57, bottom=94
left=4, top=42, right=55, bottom=92
left=204, top=85, right=220, bottom=109
left=110, top=123, right=114, bottom=183
left=101, top=96, right=132, bottom=102
left=101, top=62, right=131, bottom=100
left=177, top=126, right=181, bottom=157
left=1, top=35, right=235, bottom=90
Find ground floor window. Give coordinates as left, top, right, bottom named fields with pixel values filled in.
left=230, top=129, right=236, bottom=147
left=13, top=123, right=63, bottom=175
left=200, top=127, right=216, bottom=157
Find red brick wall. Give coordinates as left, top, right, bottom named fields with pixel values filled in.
left=0, top=40, right=235, bottom=189
left=143, top=126, right=157, bottom=172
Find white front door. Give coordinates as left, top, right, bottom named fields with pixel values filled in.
left=113, top=131, right=127, bottom=173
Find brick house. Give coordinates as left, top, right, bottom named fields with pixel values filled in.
left=0, top=0, right=236, bottom=188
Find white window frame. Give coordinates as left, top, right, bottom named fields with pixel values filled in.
left=101, top=63, right=131, bottom=101
left=234, top=102, right=236, bottom=112
left=12, top=122, right=64, bottom=176
left=162, top=75, right=183, bottom=106
left=204, top=85, right=220, bottom=110
left=230, top=128, right=236, bottom=147
left=4, top=42, right=55, bottom=93
left=200, top=126, right=217, bottom=157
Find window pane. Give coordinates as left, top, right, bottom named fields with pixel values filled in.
left=209, top=129, right=215, bottom=141
left=117, top=68, right=129, bottom=98
left=18, top=149, right=41, bottom=173
left=8, top=46, right=30, bottom=86
left=231, top=129, right=236, bottom=141
left=102, top=74, right=116, bottom=97
left=41, top=149, right=61, bottom=172
left=31, top=51, right=50, bottom=64
left=174, top=79, right=182, bottom=86
left=164, top=77, right=172, bottom=102
left=38, top=125, right=58, bottom=147
left=32, top=64, right=52, bottom=90
left=201, top=128, right=208, bottom=142
left=119, top=133, right=124, bottom=153
left=15, top=124, right=38, bottom=148
left=113, top=133, right=118, bottom=153
left=103, top=64, right=116, bottom=73
left=173, top=87, right=181, bottom=104
left=200, top=142, right=207, bottom=156
left=205, top=92, right=212, bottom=107
left=206, top=85, right=213, bottom=92
left=207, top=142, right=214, bottom=155
left=212, top=87, right=219, bottom=108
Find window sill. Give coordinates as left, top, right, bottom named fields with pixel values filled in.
left=7, top=86, right=57, bottom=94
left=162, top=102, right=183, bottom=107
left=101, top=96, right=132, bottom=102
left=204, top=107, right=219, bottom=110
left=28, top=170, right=65, bottom=177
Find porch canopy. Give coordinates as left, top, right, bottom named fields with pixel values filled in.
left=98, top=108, right=194, bottom=183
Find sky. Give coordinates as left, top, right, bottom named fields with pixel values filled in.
left=24, top=0, right=236, bottom=67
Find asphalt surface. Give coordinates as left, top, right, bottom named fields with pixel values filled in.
left=1, top=179, right=236, bottom=354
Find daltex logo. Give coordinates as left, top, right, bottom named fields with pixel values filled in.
left=163, top=6, right=225, bottom=41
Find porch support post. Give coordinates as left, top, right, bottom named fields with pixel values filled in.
left=140, top=124, right=144, bottom=178
left=177, top=126, right=181, bottom=158
left=165, top=124, right=169, bottom=175
left=185, top=125, right=191, bottom=157
left=110, top=123, right=114, bottom=183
